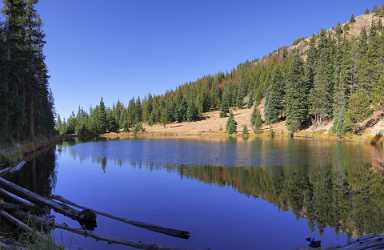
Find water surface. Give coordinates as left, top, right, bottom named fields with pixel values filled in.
left=5, top=138, right=384, bottom=250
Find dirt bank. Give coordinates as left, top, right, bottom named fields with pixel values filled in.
left=99, top=106, right=384, bottom=144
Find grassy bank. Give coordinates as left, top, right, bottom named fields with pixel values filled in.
left=99, top=128, right=381, bottom=145
left=0, top=135, right=73, bottom=167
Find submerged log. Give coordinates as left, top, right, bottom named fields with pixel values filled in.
left=51, top=194, right=190, bottom=239
left=0, top=177, right=96, bottom=228
left=15, top=211, right=183, bottom=250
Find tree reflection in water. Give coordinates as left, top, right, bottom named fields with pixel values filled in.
left=59, top=139, right=384, bottom=239
left=0, top=148, right=57, bottom=238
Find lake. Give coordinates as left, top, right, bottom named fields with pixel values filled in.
left=4, top=138, right=384, bottom=250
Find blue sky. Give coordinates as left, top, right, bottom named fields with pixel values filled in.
left=34, top=0, right=382, bottom=118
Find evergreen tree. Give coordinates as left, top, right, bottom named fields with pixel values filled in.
left=226, top=112, right=237, bottom=135
left=350, top=14, right=356, bottom=23
left=220, top=85, right=231, bottom=117
left=265, top=67, right=284, bottom=124
left=356, top=28, right=370, bottom=91
left=186, top=101, right=198, bottom=121
left=134, top=97, right=142, bottom=123
left=242, top=125, right=249, bottom=139
left=310, top=30, right=334, bottom=126
left=251, top=108, right=263, bottom=133
left=3, top=0, right=29, bottom=141
left=97, top=98, right=107, bottom=133
left=366, top=21, right=382, bottom=92
left=0, top=0, right=54, bottom=143
left=344, top=90, right=372, bottom=131
left=285, top=52, right=308, bottom=132
left=373, top=72, right=384, bottom=108
left=333, top=36, right=354, bottom=137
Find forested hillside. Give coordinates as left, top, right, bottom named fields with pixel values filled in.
left=58, top=6, right=384, bottom=138
left=0, top=0, right=55, bottom=145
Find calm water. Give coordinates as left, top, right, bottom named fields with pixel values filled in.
left=4, top=138, right=384, bottom=250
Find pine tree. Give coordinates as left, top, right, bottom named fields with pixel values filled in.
left=344, top=90, right=372, bottom=131
left=186, top=101, right=198, bottom=121
left=134, top=97, right=142, bottom=123
left=265, top=67, right=284, bottom=124
left=3, top=0, right=29, bottom=141
left=242, top=125, right=249, bottom=139
left=350, top=14, right=356, bottom=23
left=251, top=107, right=263, bottom=133
left=373, top=73, right=384, bottom=108
left=175, top=98, right=187, bottom=122
left=310, top=30, right=334, bottom=126
left=285, top=52, right=308, bottom=132
left=0, top=0, right=54, bottom=143
left=97, top=98, right=107, bottom=133
left=333, top=37, right=354, bottom=137
left=226, top=111, right=237, bottom=135
left=366, top=21, right=382, bottom=92
left=357, top=28, right=370, bottom=91
left=0, top=23, right=8, bottom=140
left=220, top=87, right=231, bottom=118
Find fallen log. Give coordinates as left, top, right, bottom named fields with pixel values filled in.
left=0, top=201, right=30, bottom=211
left=0, top=241, right=12, bottom=250
left=51, top=194, right=190, bottom=239
left=0, top=188, right=35, bottom=208
left=15, top=211, right=183, bottom=250
left=353, top=108, right=384, bottom=134
left=0, top=240, right=22, bottom=250
left=0, top=210, right=32, bottom=233
left=327, top=235, right=384, bottom=249
left=0, top=177, right=96, bottom=228
left=0, top=161, right=26, bottom=176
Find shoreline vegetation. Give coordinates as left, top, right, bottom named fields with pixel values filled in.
left=100, top=129, right=384, bottom=145
left=0, top=135, right=74, bottom=167
left=97, top=107, right=384, bottom=146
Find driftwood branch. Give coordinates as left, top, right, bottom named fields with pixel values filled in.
left=0, top=177, right=95, bottom=226
left=15, top=211, right=183, bottom=250
left=51, top=195, right=190, bottom=239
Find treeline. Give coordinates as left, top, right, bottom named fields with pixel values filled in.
left=58, top=7, right=384, bottom=137
left=0, top=0, right=55, bottom=144
left=264, top=14, right=384, bottom=136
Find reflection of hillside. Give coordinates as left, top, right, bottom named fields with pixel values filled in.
left=59, top=139, right=384, bottom=237
left=58, top=138, right=378, bottom=170
left=0, top=148, right=57, bottom=237
left=160, top=163, right=384, bottom=237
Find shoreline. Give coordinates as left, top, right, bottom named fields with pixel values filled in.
left=0, top=135, right=73, bottom=166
